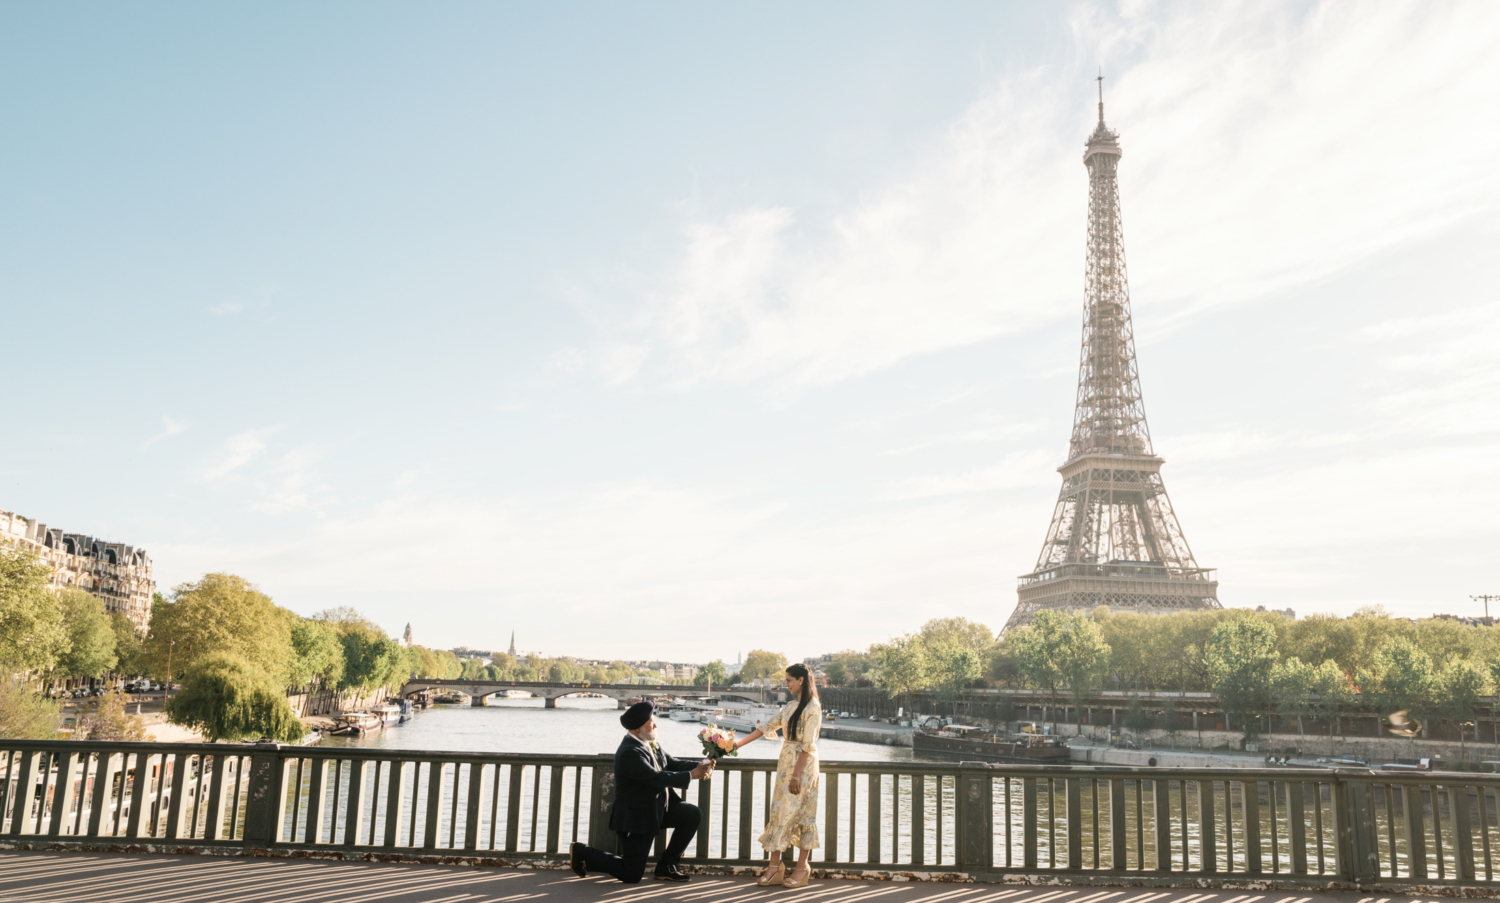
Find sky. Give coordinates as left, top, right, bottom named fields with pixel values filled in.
left=2, top=1, right=1498, bottom=663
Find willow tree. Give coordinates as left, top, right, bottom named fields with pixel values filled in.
left=165, top=653, right=303, bottom=743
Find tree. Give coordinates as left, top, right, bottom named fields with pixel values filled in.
left=142, top=574, right=294, bottom=685
left=73, top=691, right=149, bottom=741
left=831, top=649, right=874, bottom=684
left=824, top=661, right=847, bottom=686
left=109, top=613, right=144, bottom=676
left=1011, top=611, right=1110, bottom=731
left=1437, top=660, right=1487, bottom=759
left=289, top=619, right=345, bottom=690
left=928, top=642, right=983, bottom=714
left=872, top=634, right=928, bottom=706
left=1309, top=659, right=1355, bottom=753
left=1364, top=636, right=1435, bottom=733
left=53, top=588, right=117, bottom=680
left=338, top=630, right=406, bottom=692
left=741, top=650, right=788, bottom=682
left=0, top=678, right=60, bottom=739
left=0, top=546, right=67, bottom=672
left=918, top=618, right=994, bottom=654
left=695, top=660, right=728, bottom=687
left=1270, top=656, right=1316, bottom=738
left=1204, top=616, right=1279, bottom=739
left=165, top=652, right=304, bottom=742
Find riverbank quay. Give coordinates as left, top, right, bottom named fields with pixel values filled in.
left=9, top=739, right=1500, bottom=894
left=0, top=850, right=1411, bottom=903
left=822, top=720, right=915, bottom=747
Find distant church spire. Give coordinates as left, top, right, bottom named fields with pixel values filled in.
left=401, top=623, right=413, bottom=647
left=508, top=631, right=517, bottom=657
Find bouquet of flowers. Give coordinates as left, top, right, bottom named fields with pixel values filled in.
left=698, top=724, right=738, bottom=779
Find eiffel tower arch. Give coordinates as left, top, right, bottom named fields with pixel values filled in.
left=1005, top=84, right=1219, bottom=634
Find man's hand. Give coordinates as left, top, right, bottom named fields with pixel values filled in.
left=690, top=760, right=714, bottom=780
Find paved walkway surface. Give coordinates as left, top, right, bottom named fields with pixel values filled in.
left=0, top=851, right=1412, bottom=903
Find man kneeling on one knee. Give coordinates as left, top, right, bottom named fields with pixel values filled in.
left=571, top=700, right=715, bottom=883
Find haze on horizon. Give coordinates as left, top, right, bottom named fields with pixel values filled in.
left=3, top=1, right=1498, bottom=662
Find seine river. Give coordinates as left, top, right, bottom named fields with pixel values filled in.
left=323, top=696, right=921, bottom=762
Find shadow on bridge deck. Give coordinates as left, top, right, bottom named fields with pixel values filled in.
left=0, top=850, right=1387, bottom=903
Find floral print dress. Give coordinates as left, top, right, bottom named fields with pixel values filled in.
left=757, top=699, right=823, bottom=852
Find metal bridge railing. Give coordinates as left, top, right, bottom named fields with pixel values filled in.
left=2, top=739, right=1498, bottom=887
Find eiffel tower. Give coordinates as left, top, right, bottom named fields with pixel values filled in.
left=1004, top=80, right=1219, bottom=633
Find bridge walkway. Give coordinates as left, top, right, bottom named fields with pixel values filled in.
left=0, top=850, right=1388, bottom=903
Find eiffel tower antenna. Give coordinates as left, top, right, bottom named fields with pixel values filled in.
left=1004, top=84, right=1219, bottom=633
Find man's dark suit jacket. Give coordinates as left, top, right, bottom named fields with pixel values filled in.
left=608, top=733, right=698, bottom=835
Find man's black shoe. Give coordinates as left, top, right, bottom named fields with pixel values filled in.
left=569, top=842, right=587, bottom=878
left=654, top=866, right=690, bottom=882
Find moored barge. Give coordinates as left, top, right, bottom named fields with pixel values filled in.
left=912, top=726, right=1070, bottom=763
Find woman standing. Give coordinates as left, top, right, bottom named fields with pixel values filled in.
left=731, top=663, right=822, bottom=888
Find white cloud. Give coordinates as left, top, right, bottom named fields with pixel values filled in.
left=199, top=431, right=270, bottom=482
left=615, top=1, right=1500, bottom=398
left=206, top=301, right=244, bottom=316
left=141, top=415, right=188, bottom=450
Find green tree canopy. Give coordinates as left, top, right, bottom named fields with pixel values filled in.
left=741, top=649, right=788, bottom=682
left=0, top=678, right=60, bottom=740
left=695, top=660, right=728, bottom=687
left=918, top=617, right=994, bottom=654
left=1011, top=610, right=1110, bottom=727
left=1362, top=636, right=1435, bottom=727
left=1205, top=615, right=1280, bottom=737
left=53, top=588, right=117, bottom=679
left=1269, top=656, right=1316, bottom=735
left=872, top=634, right=928, bottom=700
left=164, top=652, right=304, bottom=743
left=0, top=547, right=67, bottom=672
left=288, top=619, right=345, bottom=690
left=142, top=574, right=294, bottom=685
left=824, top=661, right=847, bottom=686
left=109, top=613, right=144, bottom=677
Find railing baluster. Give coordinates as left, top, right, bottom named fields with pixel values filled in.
left=1022, top=776, right=1037, bottom=869
left=1153, top=778, right=1170, bottom=872
left=912, top=773, right=925, bottom=865
left=1289, top=780, right=1307, bottom=875
left=1066, top=777, right=1081, bottom=870
left=505, top=764, right=523, bottom=853
left=9, top=750, right=41, bottom=835
left=529, top=763, right=542, bottom=852
left=822, top=769, right=838, bottom=863
left=88, top=753, right=118, bottom=838
left=738, top=767, right=753, bottom=861
left=1433, top=783, right=1447, bottom=880
left=47, top=751, right=80, bottom=838
left=866, top=773, right=881, bottom=865
left=1111, top=776, right=1127, bottom=870
left=304, top=757, right=326, bottom=845
left=572, top=765, right=582, bottom=845
left=164, top=753, right=191, bottom=840
left=384, top=759, right=406, bottom=848
left=545, top=764, right=564, bottom=854
left=422, top=762, right=444, bottom=851
left=1199, top=778, right=1217, bottom=873
left=462, top=763, right=484, bottom=852
left=1451, top=782, right=1476, bottom=882
left=1478, top=785, right=1493, bottom=881
left=127, top=752, right=153, bottom=838
left=1244, top=779, right=1261, bottom=874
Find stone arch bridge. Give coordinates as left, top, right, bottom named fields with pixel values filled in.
left=398, top=678, right=771, bottom=709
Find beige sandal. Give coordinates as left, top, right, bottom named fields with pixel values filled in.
left=783, top=865, right=811, bottom=889
left=755, top=863, right=785, bottom=887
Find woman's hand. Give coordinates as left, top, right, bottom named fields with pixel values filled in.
left=788, top=775, right=802, bottom=795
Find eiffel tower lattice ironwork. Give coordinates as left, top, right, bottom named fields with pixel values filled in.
left=1005, top=82, right=1219, bottom=633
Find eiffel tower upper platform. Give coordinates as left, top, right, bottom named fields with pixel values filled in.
left=1004, top=82, right=1219, bottom=633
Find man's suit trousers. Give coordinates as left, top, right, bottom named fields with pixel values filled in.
left=581, top=798, right=700, bottom=883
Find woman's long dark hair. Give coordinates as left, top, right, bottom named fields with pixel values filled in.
left=784, top=663, right=818, bottom=741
